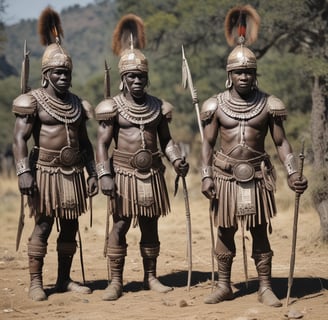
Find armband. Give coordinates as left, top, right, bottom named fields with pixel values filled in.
left=201, top=166, right=213, bottom=181
left=16, top=157, right=31, bottom=176
left=284, top=153, right=297, bottom=176
left=165, top=141, right=182, bottom=164
left=96, top=160, right=112, bottom=179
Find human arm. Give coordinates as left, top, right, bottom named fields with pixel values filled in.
left=79, top=121, right=98, bottom=197
left=201, top=98, right=218, bottom=199
left=96, top=119, right=115, bottom=197
left=158, top=116, right=189, bottom=177
left=269, top=116, right=307, bottom=194
left=12, top=115, right=36, bottom=196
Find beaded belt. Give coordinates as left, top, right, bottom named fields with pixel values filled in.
left=35, top=146, right=82, bottom=167
left=113, top=149, right=162, bottom=172
left=214, top=151, right=272, bottom=182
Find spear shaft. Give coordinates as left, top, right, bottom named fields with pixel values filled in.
left=286, top=141, right=305, bottom=307
left=104, top=59, right=111, bottom=99
left=182, top=45, right=203, bottom=142
left=16, top=40, right=30, bottom=252
left=181, top=45, right=215, bottom=288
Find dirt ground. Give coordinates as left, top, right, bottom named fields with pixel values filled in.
left=1, top=172, right=327, bottom=320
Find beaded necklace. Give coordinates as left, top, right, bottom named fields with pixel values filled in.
left=32, top=88, right=81, bottom=124
left=114, top=93, right=161, bottom=125
left=32, top=88, right=82, bottom=151
left=218, top=90, right=267, bottom=121
left=115, top=94, right=161, bottom=150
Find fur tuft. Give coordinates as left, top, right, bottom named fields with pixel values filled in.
left=112, top=14, right=146, bottom=56
left=38, top=6, right=63, bottom=46
left=224, top=5, right=260, bottom=47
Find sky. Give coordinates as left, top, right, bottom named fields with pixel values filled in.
left=4, top=0, right=94, bottom=25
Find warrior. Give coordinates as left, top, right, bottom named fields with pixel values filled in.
left=95, top=14, right=189, bottom=301
left=12, top=7, right=98, bottom=301
left=200, top=5, right=307, bottom=307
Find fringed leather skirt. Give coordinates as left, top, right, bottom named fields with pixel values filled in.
left=212, top=151, right=277, bottom=232
left=29, top=163, right=88, bottom=219
left=112, top=149, right=170, bottom=227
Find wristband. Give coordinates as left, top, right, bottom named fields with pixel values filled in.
left=16, top=157, right=31, bottom=176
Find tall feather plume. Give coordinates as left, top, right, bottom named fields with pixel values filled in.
left=224, top=5, right=260, bottom=47
left=112, top=14, right=146, bottom=56
left=38, top=6, right=64, bottom=46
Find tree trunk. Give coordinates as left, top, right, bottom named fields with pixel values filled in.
left=311, top=75, right=328, bottom=242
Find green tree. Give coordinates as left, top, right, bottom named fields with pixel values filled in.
left=116, top=0, right=328, bottom=241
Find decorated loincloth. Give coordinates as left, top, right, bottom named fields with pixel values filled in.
left=28, top=147, right=88, bottom=219
left=212, top=151, right=277, bottom=231
left=112, top=149, right=170, bottom=226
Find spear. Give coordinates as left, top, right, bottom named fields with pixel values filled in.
left=20, top=40, right=30, bottom=94
left=16, top=40, right=30, bottom=252
left=286, top=141, right=305, bottom=307
left=181, top=45, right=203, bottom=142
left=174, top=152, right=192, bottom=290
left=181, top=45, right=215, bottom=288
left=104, top=59, right=111, bottom=99
left=286, top=140, right=305, bottom=307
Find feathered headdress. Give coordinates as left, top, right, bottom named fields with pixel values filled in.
left=112, top=13, right=146, bottom=56
left=112, top=14, right=148, bottom=76
left=38, top=6, right=72, bottom=73
left=38, top=6, right=63, bottom=46
left=224, top=5, right=260, bottom=72
left=224, top=5, right=260, bottom=47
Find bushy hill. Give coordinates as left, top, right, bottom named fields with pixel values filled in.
left=3, top=2, right=117, bottom=86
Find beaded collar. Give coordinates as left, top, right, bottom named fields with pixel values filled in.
left=114, top=93, right=161, bottom=125
left=217, top=90, right=267, bottom=121
left=32, top=88, right=81, bottom=123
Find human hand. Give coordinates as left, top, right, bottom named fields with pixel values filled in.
left=18, top=172, right=36, bottom=196
left=87, top=176, right=99, bottom=197
left=202, top=177, right=216, bottom=199
left=100, top=175, right=115, bottom=198
left=287, top=173, right=308, bottom=194
left=174, top=159, right=189, bottom=177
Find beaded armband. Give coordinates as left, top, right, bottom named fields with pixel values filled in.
left=96, top=160, right=112, bottom=179
left=165, top=141, right=182, bottom=164
left=16, top=157, right=31, bottom=176
left=284, top=153, right=298, bottom=176
left=201, top=166, right=213, bottom=181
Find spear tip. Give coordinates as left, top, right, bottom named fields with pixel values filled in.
left=181, top=44, right=186, bottom=59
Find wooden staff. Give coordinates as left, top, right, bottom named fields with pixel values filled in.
left=286, top=141, right=305, bottom=307
left=182, top=45, right=215, bottom=288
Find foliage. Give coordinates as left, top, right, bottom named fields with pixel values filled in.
left=0, top=0, right=321, bottom=156
left=0, top=76, right=17, bottom=151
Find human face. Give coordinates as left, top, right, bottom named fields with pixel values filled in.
left=124, top=71, right=148, bottom=99
left=48, top=67, right=72, bottom=93
left=230, top=69, right=256, bottom=96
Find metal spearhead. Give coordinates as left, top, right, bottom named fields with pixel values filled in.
left=181, top=45, right=203, bottom=141
left=20, top=40, right=30, bottom=94
left=104, top=59, right=111, bottom=99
